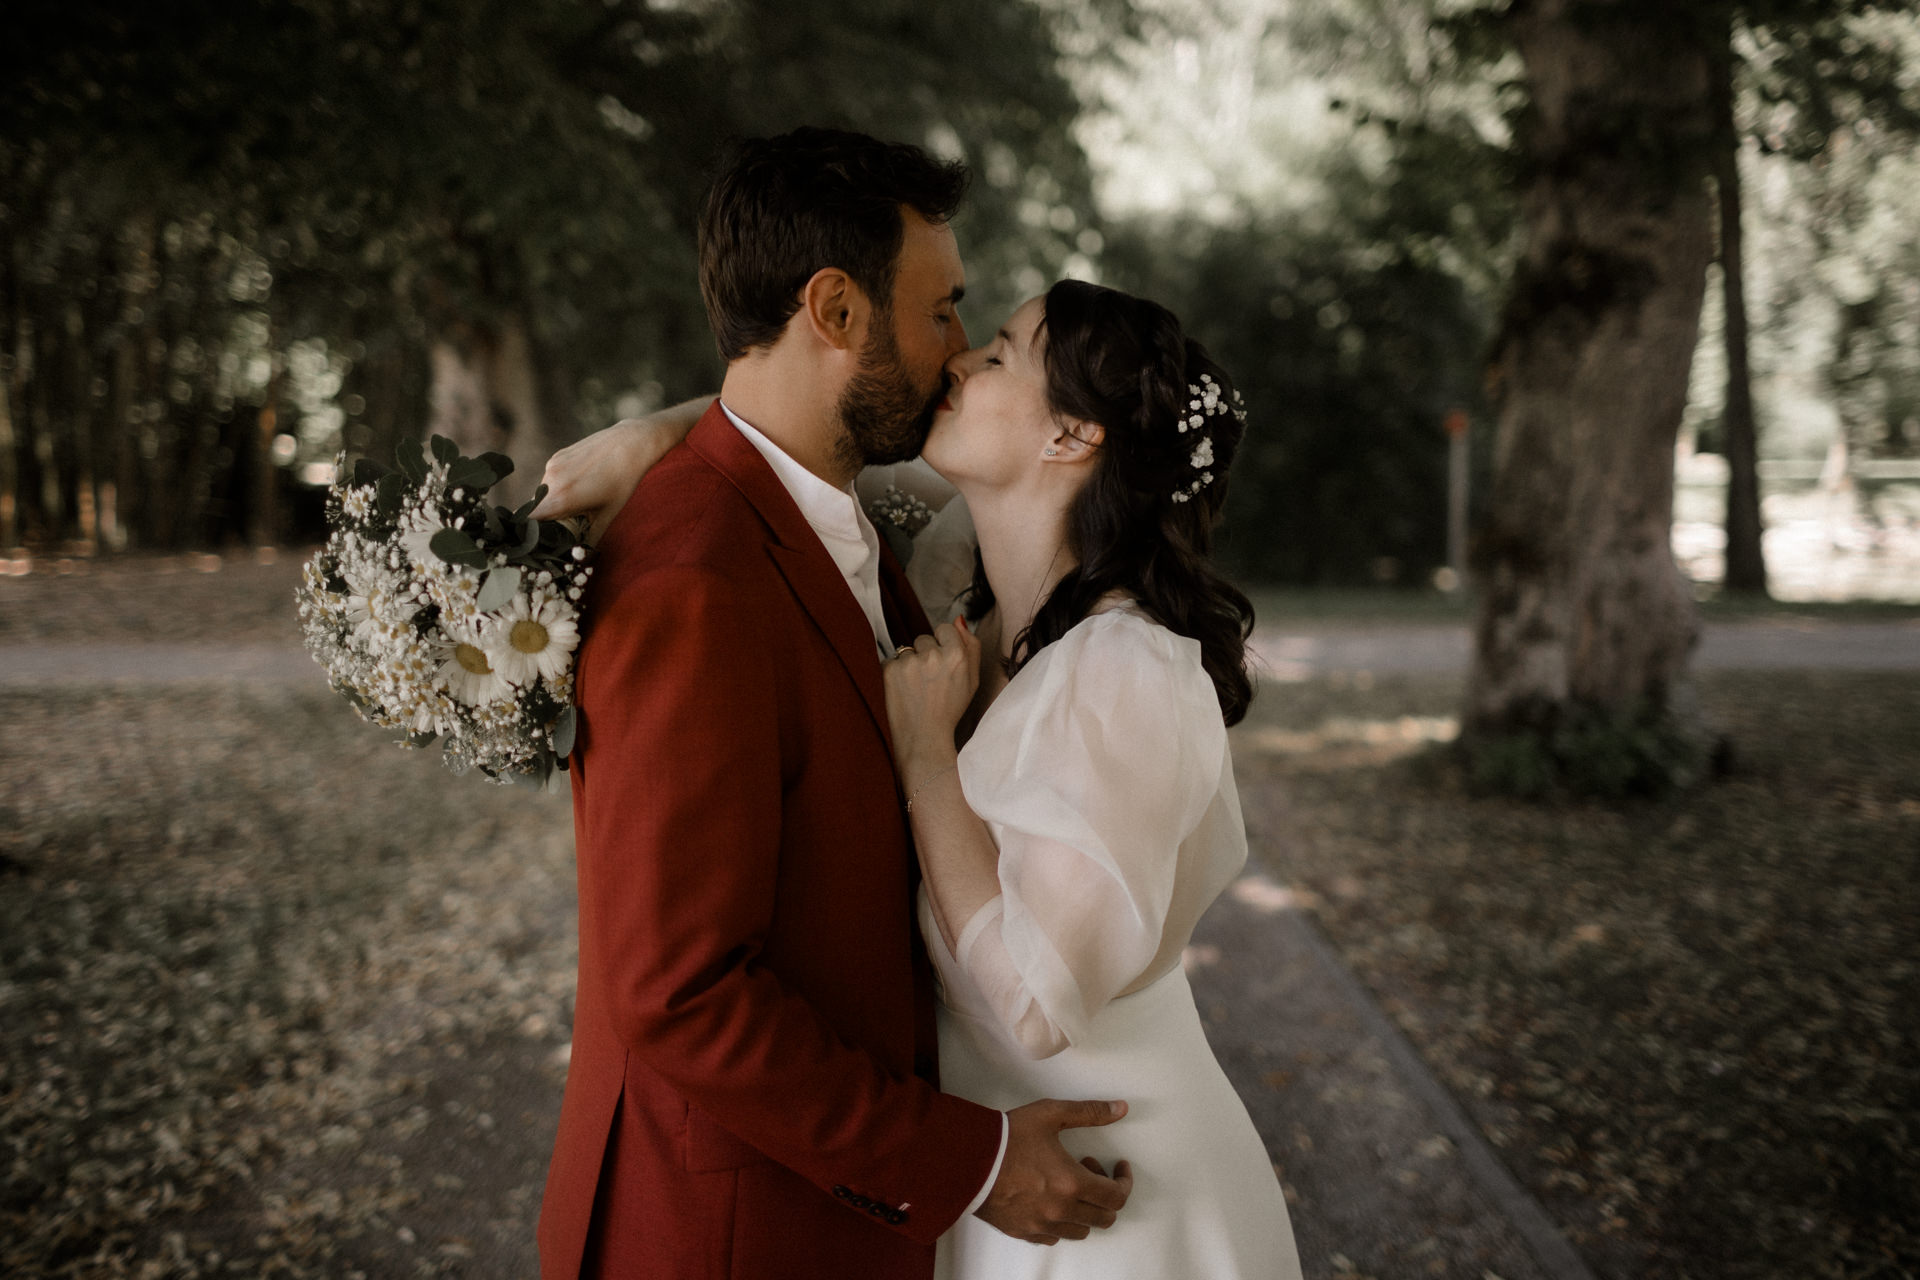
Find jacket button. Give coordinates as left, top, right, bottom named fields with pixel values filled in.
left=851, top=1194, right=871, bottom=1210
left=832, top=1186, right=851, bottom=1199
left=887, top=1209, right=906, bottom=1224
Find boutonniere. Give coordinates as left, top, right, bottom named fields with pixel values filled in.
left=865, top=486, right=935, bottom=566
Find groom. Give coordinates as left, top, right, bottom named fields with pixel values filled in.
left=539, top=129, right=1133, bottom=1279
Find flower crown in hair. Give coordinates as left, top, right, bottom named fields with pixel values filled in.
left=1171, top=374, right=1246, bottom=503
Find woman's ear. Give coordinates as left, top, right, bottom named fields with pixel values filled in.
left=1045, top=419, right=1104, bottom=462
left=799, top=268, right=868, bottom=351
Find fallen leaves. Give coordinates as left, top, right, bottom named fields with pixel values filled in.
left=0, top=686, right=577, bottom=1277
left=1235, top=669, right=1920, bottom=1279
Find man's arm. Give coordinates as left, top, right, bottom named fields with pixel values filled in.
left=573, top=563, right=1001, bottom=1243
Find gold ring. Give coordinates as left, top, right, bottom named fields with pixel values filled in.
left=896, top=644, right=917, bottom=658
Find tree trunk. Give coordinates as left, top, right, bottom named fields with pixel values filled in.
left=1466, top=0, right=1721, bottom=789
left=426, top=314, right=562, bottom=508
left=0, top=231, right=19, bottom=552
left=1712, top=22, right=1768, bottom=596
left=105, top=216, right=156, bottom=552
left=250, top=354, right=284, bottom=549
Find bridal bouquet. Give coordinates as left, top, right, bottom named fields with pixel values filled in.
left=296, top=436, right=589, bottom=788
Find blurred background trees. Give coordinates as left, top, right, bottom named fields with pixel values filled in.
left=3, top=0, right=1917, bottom=612
left=1, top=0, right=1095, bottom=545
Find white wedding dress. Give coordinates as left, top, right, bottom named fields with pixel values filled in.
left=918, top=606, right=1303, bottom=1280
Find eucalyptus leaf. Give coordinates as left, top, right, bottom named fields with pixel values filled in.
left=476, top=565, right=522, bottom=612
left=395, top=437, right=427, bottom=484
left=478, top=451, right=515, bottom=481
left=446, top=456, right=498, bottom=495
left=552, top=704, right=578, bottom=758
left=430, top=435, right=460, bottom=466
left=514, top=484, right=550, bottom=521
left=483, top=504, right=506, bottom=543
left=879, top=522, right=916, bottom=568
left=375, top=471, right=407, bottom=519
left=515, top=517, right=541, bottom=557
left=429, top=526, right=487, bottom=569
left=352, top=457, right=387, bottom=487
left=512, top=751, right=555, bottom=790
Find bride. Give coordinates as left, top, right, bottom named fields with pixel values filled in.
left=539, top=279, right=1302, bottom=1279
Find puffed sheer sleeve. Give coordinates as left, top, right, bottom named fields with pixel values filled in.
left=904, top=495, right=976, bottom=624
left=856, top=457, right=960, bottom=512
left=949, top=614, right=1227, bottom=1058
left=854, top=463, right=975, bottom=623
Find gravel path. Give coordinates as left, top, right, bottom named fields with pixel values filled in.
left=3, top=620, right=1914, bottom=687
left=1190, top=869, right=1595, bottom=1280
left=1245, top=620, right=1920, bottom=680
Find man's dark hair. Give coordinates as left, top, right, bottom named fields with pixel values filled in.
left=698, top=127, right=970, bottom=362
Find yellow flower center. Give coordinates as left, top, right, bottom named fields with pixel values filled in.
left=454, top=643, right=492, bottom=675
left=510, top=619, right=550, bottom=654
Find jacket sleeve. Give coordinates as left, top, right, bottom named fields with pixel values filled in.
left=572, top=562, right=1001, bottom=1243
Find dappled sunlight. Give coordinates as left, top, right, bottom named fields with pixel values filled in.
left=1233, top=714, right=1460, bottom=759
left=1228, top=872, right=1306, bottom=915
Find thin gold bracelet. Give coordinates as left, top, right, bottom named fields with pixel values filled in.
left=905, top=763, right=958, bottom=814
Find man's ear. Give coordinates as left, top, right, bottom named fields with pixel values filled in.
left=799, top=268, right=869, bottom=352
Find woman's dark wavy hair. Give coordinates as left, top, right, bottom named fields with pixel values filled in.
left=964, top=279, right=1256, bottom=726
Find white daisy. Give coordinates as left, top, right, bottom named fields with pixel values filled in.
left=343, top=566, right=415, bottom=647
left=486, top=593, right=581, bottom=687
left=398, top=507, right=444, bottom=567
left=342, top=487, right=374, bottom=521
left=436, top=616, right=511, bottom=706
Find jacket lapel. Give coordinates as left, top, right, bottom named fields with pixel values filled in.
left=687, top=404, right=894, bottom=751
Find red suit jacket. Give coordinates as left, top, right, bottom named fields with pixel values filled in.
left=539, top=404, right=1004, bottom=1280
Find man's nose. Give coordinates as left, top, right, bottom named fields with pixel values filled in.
left=943, top=346, right=972, bottom=382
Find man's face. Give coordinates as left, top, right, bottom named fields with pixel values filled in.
left=836, top=214, right=969, bottom=468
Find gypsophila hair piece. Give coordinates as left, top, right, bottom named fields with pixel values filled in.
left=1171, top=374, right=1246, bottom=503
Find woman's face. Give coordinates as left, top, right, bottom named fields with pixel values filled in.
left=920, top=295, right=1059, bottom=489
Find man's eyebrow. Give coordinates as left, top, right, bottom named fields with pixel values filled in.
left=946, top=285, right=966, bottom=306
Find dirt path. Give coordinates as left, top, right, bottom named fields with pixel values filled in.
left=0, top=620, right=1908, bottom=690
left=1244, top=620, right=1920, bottom=680
left=3, top=620, right=1913, bottom=688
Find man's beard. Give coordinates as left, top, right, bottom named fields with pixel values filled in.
left=834, top=310, right=945, bottom=470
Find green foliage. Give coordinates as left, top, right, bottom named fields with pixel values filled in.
left=1462, top=696, right=1718, bottom=800
left=1074, top=0, right=1514, bottom=585
left=0, top=0, right=1094, bottom=549
left=1108, top=219, right=1492, bottom=585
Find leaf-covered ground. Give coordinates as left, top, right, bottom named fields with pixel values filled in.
left=1235, top=670, right=1920, bottom=1280
left=0, top=686, right=577, bottom=1277
left=6, top=557, right=1916, bottom=1278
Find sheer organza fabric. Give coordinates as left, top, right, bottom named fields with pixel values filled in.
left=943, top=609, right=1248, bottom=1058
left=920, top=607, right=1300, bottom=1279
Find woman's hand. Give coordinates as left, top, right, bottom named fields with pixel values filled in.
left=883, top=619, right=981, bottom=784
left=531, top=396, right=712, bottom=543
